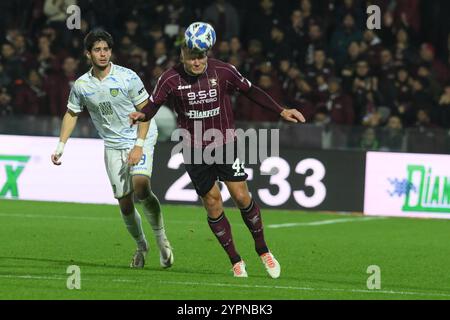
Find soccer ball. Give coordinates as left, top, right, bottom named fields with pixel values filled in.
left=184, top=22, right=216, bottom=52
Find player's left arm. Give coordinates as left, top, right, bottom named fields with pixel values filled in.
left=127, top=99, right=150, bottom=166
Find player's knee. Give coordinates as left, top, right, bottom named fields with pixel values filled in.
left=119, top=202, right=134, bottom=216
left=233, top=191, right=251, bottom=208
left=133, top=178, right=151, bottom=200
left=118, top=194, right=135, bottom=215
left=202, top=193, right=222, bottom=212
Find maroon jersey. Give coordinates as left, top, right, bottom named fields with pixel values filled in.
left=149, top=58, right=252, bottom=146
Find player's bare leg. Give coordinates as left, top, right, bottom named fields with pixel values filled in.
left=133, top=176, right=173, bottom=268
left=225, top=181, right=281, bottom=278
left=118, top=193, right=148, bottom=268
left=201, top=183, right=247, bottom=277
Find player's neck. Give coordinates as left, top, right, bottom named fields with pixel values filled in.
left=183, top=62, right=208, bottom=76
left=92, top=62, right=112, bottom=81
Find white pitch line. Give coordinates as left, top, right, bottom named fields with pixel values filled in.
left=268, top=217, right=384, bottom=229
left=0, top=212, right=195, bottom=225
left=1, top=212, right=381, bottom=228
left=0, top=212, right=118, bottom=221
left=0, top=274, right=449, bottom=298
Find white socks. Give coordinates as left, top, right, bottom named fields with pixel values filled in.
left=121, top=208, right=146, bottom=246
left=141, top=192, right=166, bottom=241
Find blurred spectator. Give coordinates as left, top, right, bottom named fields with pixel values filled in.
left=286, top=10, right=307, bottom=62
left=1, top=42, right=25, bottom=82
left=379, top=115, right=405, bottom=151
left=304, top=23, right=327, bottom=67
left=352, top=59, right=383, bottom=123
left=245, top=0, right=281, bottom=49
left=290, top=76, right=315, bottom=121
left=305, top=47, right=335, bottom=94
left=392, top=67, right=414, bottom=122
left=0, top=62, right=12, bottom=88
left=413, top=107, right=438, bottom=129
left=149, top=40, right=169, bottom=71
left=142, top=24, right=168, bottom=53
left=203, top=0, right=240, bottom=42
left=409, top=77, right=435, bottom=124
left=378, top=10, right=396, bottom=47
left=437, top=84, right=450, bottom=128
left=330, top=13, right=363, bottom=70
left=0, top=87, right=13, bottom=117
left=66, top=18, right=90, bottom=57
left=335, top=0, right=365, bottom=29
left=149, top=0, right=195, bottom=34
left=417, top=43, right=449, bottom=85
left=416, top=63, right=442, bottom=100
left=128, top=47, right=150, bottom=86
left=12, top=33, right=36, bottom=70
left=216, top=40, right=231, bottom=61
left=229, top=54, right=243, bottom=70
left=229, top=37, right=244, bottom=57
left=377, top=49, right=397, bottom=107
left=235, top=74, right=282, bottom=122
left=14, top=69, right=47, bottom=115
left=316, top=77, right=354, bottom=125
left=313, top=106, right=330, bottom=126
left=44, top=0, right=77, bottom=46
left=296, top=0, right=319, bottom=27
left=46, top=56, right=79, bottom=117
left=393, top=0, right=421, bottom=34
left=340, top=41, right=364, bottom=92
left=359, top=127, right=379, bottom=150
left=44, top=0, right=77, bottom=26
left=360, top=30, right=383, bottom=67
left=36, top=34, right=58, bottom=76
left=266, top=25, right=291, bottom=65
left=393, top=28, right=416, bottom=67
left=241, top=39, right=264, bottom=79
left=121, top=17, right=145, bottom=49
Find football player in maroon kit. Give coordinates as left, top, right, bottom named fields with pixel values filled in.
left=130, top=24, right=305, bottom=278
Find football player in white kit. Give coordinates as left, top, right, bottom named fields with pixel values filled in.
left=51, top=30, right=173, bottom=269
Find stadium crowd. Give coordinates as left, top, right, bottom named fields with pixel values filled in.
left=1, top=0, right=450, bottom=149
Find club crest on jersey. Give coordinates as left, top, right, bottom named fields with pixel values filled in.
left=209, top=78, right=218, bottom=87
left=110, top=88, right=119, bottom=97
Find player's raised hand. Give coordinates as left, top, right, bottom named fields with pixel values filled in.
left=129, top=111, right=146, bottom=126
left=127, top=146, right=143, bottom=166
left=280, top=108, right=306, bottom=123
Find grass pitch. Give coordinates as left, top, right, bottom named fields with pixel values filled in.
left=1, top=199, right=450, bottom=300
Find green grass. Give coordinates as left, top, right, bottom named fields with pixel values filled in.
left=1, top=199, right=450, bottom=300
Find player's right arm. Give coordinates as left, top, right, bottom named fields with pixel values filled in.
left=51, top=81, right=83, bottom=165
left=129, top=71, right=172, bottom=124
left=51, top=109, right=80, bottom=165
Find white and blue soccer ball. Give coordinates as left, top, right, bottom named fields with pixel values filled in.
left=184, top=22, right=216, bottom=51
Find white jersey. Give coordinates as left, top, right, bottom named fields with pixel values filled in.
left=67, top=62, right=157, bottom=149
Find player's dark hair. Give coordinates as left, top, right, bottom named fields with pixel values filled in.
left=84, top=29, right=114, bottom=52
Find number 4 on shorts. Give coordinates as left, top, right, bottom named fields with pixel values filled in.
left=232, top=158, right=245, bottom=176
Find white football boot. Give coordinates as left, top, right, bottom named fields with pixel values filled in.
left=130, top=240, right=149, bottom=268
left=232, top=260, right=248, bottom=278
left=260, top=252, right=281, bottom=278
left=157, top=237, right=174, bottom=268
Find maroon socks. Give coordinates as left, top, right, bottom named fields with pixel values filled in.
left=207, top=212, right=241, bottom=264
left=240, top=199, right=269, bottom=256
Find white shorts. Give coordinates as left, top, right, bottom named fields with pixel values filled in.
left=104, top=134, right=157, bottom=199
